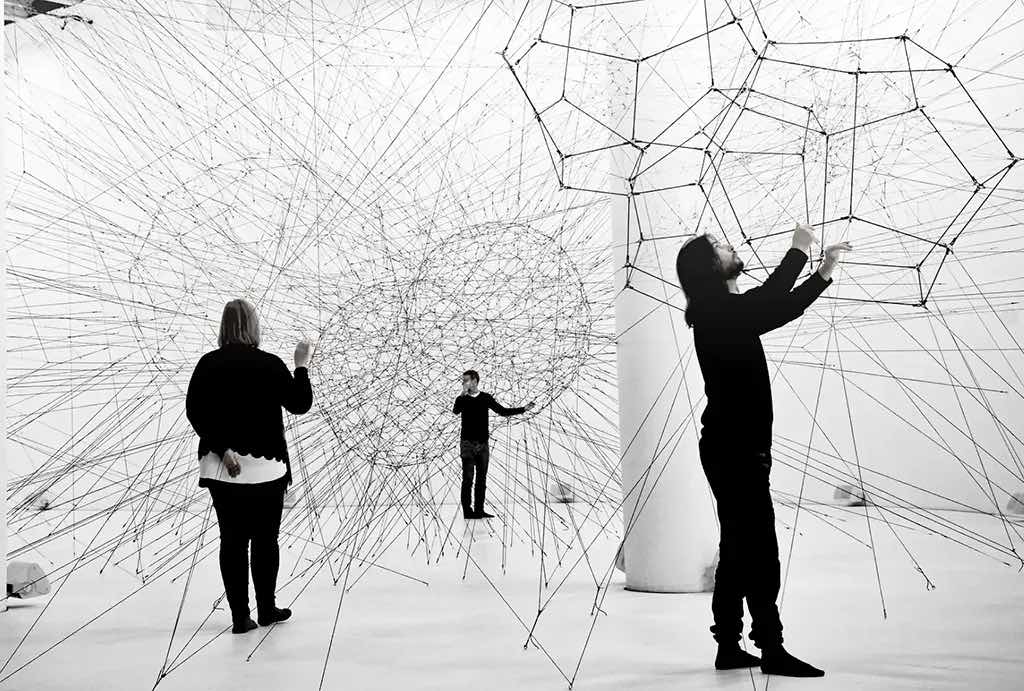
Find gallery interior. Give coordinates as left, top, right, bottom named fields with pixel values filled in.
left=2, top=1, right=1023, bottom=689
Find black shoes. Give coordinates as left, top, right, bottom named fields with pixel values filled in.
left=257, top=607, right=292, bottom=627
left=715, top=644, right=760, bottom=670
left=463, top=509, right=496, bottom=519
left=760, top=646, right=825, bottom=677
left=231, top=618, right=258, bottom=634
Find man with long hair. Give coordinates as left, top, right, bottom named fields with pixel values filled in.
left=676, top=224, right=851, bottom=677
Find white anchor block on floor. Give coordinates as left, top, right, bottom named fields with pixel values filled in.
left=7, top=561, right=51, bottom=599
left=547, top=479, right=575, bottom=504
left=834, top=484, right=868, bottom=507
left=1006, top=492, right=1024, bottom=515
left=283, top=487, right=300, bottom=510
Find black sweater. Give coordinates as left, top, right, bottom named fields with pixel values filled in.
left=452, top=392, right=525, bottom=442
left=186, top=344, right=313, bottom=487
left=692, top=248, right=831, bottom=452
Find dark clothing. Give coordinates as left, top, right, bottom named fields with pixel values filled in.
left=452, top=392, right=525, bottom=442
left=186, top=343, right=313, bottom=487
left=460, top=440, right=490, bottom=515
left=691, top=248, right=830, bottom=649
left=453, top=391, right=525, bottom=514
left=700, top=440, right=782, bottom=648
left=693, top=248, right=830, bottom=451
left=208, top=480, right=286, bottom=625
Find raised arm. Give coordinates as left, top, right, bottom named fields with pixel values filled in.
left=277, top=357, right=313, bottom=415
left=185, top=356, right=228, bottom=456
left=746, top=247, right=808, bottom=298
left=486, top=393, right=526, bottom=417
left=742, top=271, right=832, bottom=335
left=704, top=235, right=847, bottom=335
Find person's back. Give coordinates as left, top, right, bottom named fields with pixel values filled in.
left=192, top=345, right=309, bottom=461
left=692, top=295, right=774, bottom=451
left=185, top=299, right=314, bottom=634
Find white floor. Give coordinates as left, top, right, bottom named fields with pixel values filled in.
left=2, top=507, right=1022, bottom=690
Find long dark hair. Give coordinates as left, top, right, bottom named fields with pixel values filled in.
left=676, top=234, right=727, bottom=327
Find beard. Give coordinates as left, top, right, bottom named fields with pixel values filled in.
left=722, top=256, right=743, bottom=280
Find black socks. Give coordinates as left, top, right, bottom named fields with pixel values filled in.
left=760, top=646, right=825, bottom=677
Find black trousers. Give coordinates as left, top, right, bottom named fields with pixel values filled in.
left=699, top=438, right=783, bottom=649
left=208, top=480, right=285, bottom=624
left=460, top=439, right=489, bottom=514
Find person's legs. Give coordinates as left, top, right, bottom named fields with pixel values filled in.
left=250, top=481, right=285, bottom=622
left=460, top=441, right=476, bottom=518
left=744, top=451, right=783, bottom=650
left=209, top=485, right=251, bottom=626
left=700, top=441, right=745, bottom=646
left=472, top=444, right=490, bottom=515
left=738, top=450, right=823, bottom=677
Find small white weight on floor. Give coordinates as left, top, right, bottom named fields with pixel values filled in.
left=834, top=484, right=867, bottom=507
left=699, top=549, right=719, bottom=592
left=1006, top=492, right=1024, bottom=515
left=547, top=480, right=575, bottom=503
left=7, top=561, right=51, bottom=599
left=30, top=491, right=52, bottom=511
left=283, top=487, right=299, bottom=510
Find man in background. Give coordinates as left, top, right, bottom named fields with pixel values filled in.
left=453, top=370, right=534, bottom=519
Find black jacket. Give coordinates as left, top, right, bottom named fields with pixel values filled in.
left=186, top=343, right=313, bottom=487
left=692, top=248, right=830, bottom=451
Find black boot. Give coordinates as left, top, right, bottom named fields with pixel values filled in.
left=257, top=607, right=292, bottom=627
left=232, top=617, right=258, bottom=634
left=475, top=510, right=495, bottom=519
left=715, top=643, right=760, bottom=670
left=760, top=646, right=824, bottom=677
left=463, top=508, right=478, bottom=519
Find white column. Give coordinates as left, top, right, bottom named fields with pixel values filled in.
left=610, top=74, right=718, bottom=594
left=613, top=196, right=719, bottom=592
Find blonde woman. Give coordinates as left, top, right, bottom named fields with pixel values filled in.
left=186, top=299, right=314, bottom=634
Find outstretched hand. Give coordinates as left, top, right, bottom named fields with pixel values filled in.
left=524, top=401, right=536, bottom=411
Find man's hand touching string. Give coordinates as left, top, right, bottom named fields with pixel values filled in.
left=817, top=241, right=853, bottom=281
left=790, top=222, right=853, bottom=281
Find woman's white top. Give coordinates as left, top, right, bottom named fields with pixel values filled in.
left=198, top=449, right=287, bottom=485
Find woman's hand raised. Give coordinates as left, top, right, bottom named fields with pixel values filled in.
left=295, top=340, right=314, bottom=369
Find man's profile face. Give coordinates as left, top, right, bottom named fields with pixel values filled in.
left=707, top=234, right=743, bottom=279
